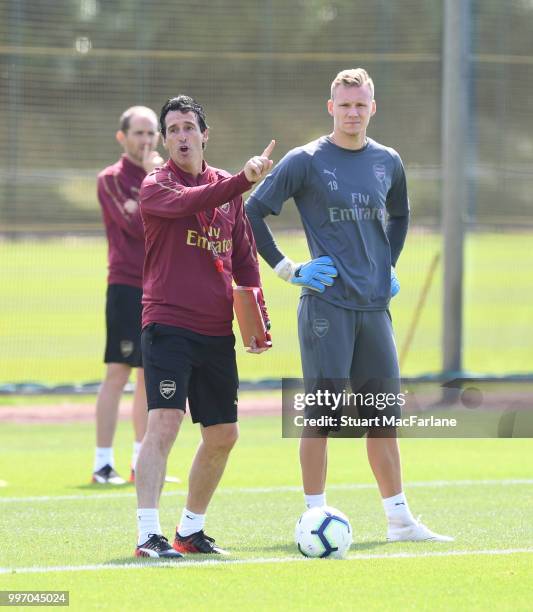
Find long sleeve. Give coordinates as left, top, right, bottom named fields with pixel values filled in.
left=231, top=197, right=261, bottom=287
left=385, top=153, right=410, bottom=266
left=97, top=173, right=144, bottom=241
left=244, top=147, right=310, bottom=269
left=386, top=215, right=409, bottom=266
left=141, top=168, right=252, bottom=219
left=245, top=196, right=286, bottom=269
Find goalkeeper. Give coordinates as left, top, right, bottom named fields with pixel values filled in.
left=246, top=68, right=452, bottom=542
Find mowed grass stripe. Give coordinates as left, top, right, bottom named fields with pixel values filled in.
left=2, top=548, right=531, bottom=575
left=1, top=478, right=532, bottom=504
left=2, top=232, right=533, bottom=382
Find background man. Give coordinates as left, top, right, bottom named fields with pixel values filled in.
left=246, top=69, right=452, bottom=542
left=94, top=106, right=163, bottom=484
left=134, top=95, right=273, bottom=558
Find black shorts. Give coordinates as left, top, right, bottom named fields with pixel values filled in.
left=141, top=323, right=239, bottom=427
left=104, top=284, right=143, bottom=367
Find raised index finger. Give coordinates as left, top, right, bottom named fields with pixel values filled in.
left=261, top=139, right=276, bottom=158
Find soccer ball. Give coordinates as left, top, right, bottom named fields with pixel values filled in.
left=295, top=506, right=353, bottom=559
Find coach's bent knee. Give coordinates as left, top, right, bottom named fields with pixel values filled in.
left=203, top=423, right=239, bottom=454
left=146, top=408, right=183, bottom=442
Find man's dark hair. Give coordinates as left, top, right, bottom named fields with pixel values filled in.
left=159, top=95, right=208, bottom=137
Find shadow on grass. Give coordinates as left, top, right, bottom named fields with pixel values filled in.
left=104, top=547, right=389, bottom=568
left=106, top=556, right=242, bottom=567
left=104, top=542, right=388, bottom=567
left=242, top=539, right=388, bottom=555
left=72, top=478, right=182, bottom=492
left=351, top=540, right=389, bottom=551
left=72, top=483, right=136, bottom=492
left=241, top=542, right=297, bottom=555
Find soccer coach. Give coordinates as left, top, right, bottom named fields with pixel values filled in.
left=134, top=95, right=274, bottom=558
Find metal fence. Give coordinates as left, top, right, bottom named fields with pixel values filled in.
left=1, top=0, right=532, bottom=385
left=1, top=0, right=532, bottom=231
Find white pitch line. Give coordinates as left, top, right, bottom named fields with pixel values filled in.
left=1, top=548, right=531, bottom=575
left=0, top=479, right=532, bottom=504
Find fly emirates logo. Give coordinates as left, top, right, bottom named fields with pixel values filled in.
left=328, top=192, right=385, bottom=223
left=186, top=225, right=233, bottom=254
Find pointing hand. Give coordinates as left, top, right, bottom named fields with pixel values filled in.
left=244, top=140, right=276, bottom=183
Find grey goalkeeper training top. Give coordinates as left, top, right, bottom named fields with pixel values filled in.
left=246, top=136, right=410, bottom=311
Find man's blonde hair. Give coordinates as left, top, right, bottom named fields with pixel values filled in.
left=330, top=68, right=374, bottom=100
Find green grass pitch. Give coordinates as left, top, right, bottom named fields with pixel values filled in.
left=0, top=413, right=532, bottom=609
left=1, top=231, right=532, bottom=386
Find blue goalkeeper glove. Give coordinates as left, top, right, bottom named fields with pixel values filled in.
left=274, top=256, right=338, bottom=293
left=391, top=267, right=400, bottom=297
left=294, top=256, right=338, bottom=292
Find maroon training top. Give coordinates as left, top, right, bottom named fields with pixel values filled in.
left=140, top=159, right=261, bottom=336
left=97, top=155, right=146, bottom=288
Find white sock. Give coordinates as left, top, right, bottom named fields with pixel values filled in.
left=305, top=493, right=326, bottom=509
left=382, top=492, right=416, bottom=527
left=131, top=441, right=142, bottom=470
left=94, top=447, right=113, bottom=472
left=137, top=508, right=162, bottom=545
left=177, top=508, right=205, bottom=537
